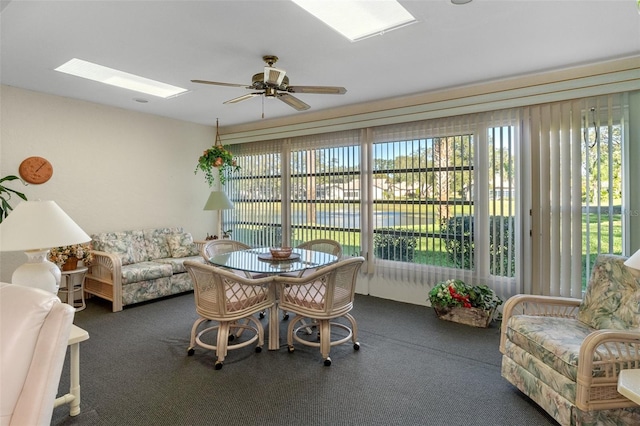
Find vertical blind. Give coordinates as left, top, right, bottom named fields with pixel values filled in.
left=370, top=110, right=519, bottom=302
left=525, top=93, right=627, bottom=297
left=225, top=139, right=284, bottom=247
left=224, top=92, right=629, bottom=301
left=288, top=131, right=362, bottom=257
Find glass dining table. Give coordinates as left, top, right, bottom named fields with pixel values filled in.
left=207, top=247, right=339, bottom=350
left=207, top=247, right=338, bottom=276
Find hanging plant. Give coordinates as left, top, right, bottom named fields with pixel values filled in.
left=195, top=145, right=239, bottom=186
left=194, top=119, right=240, bottom=186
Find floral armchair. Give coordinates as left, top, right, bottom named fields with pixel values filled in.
left=500, top=254, right=640, bottom=426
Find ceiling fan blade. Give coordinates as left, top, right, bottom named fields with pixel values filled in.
left=223, top=93, right=262, bottom=104
left=277, top=93, right=311, bottom=111
left=191, top=79, right=249, bottom=88
left=287, top=85, right=347, bottom=95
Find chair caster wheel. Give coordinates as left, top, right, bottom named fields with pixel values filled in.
left=187, top=348, right=195, bottom=356
left=214, top=361, right=223, bottom=370
left=287, top=345, right=295, bottom=353
left=255, top=346, right=262, bottom=353
left=354, top=342, right=360, bottom=350
left=324, top=358, right=332, bottom=366
left=259, top=312, right=265, bottom=319
left=283, top=314, right=289, bottom=320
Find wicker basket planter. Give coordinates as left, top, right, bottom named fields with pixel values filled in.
left=433, top=305, right=495, bottom=328
left=428, top=279, right=502, bottom=328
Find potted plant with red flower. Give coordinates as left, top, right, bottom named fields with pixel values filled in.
left=428, top=279, right=502, bottom=327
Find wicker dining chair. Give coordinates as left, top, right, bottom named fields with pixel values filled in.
left=279, top=239, right=343, bottom=321
left=274, top=256, right=364, bottom=366
left=296, top=238, right=343, bottom=259
left=184, top=260, right=276, bottom=370
left=200, top=239, right=252, bottom=262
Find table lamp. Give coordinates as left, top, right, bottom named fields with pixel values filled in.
left=0, top=200, right=91, bottom=293
left=203, top=191, right=234, bottom=238
left=624, top=248, right=640, bottom=271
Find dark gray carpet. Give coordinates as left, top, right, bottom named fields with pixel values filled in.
left=51, top=293, right=557, bottom=426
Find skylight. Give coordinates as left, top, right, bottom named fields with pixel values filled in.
left=55, top=58, right=188, bottom=99
left=292, top=0, right=416, bottom=42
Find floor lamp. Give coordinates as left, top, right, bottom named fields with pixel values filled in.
left=203, top=191, right=234, bottom=238
left=0, top=200, right=91, bottom=293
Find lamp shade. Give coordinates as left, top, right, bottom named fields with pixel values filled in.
left=0, top=200, right=90, bottom=251
left=203, top=191, right=234, bottom=211
left=0, top=200, right=90, bottom=294
left=624, top=249, right=640, bottom=271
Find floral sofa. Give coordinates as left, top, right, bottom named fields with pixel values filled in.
left=84, top=227, right=205, bottom=312
left=500, top=254, right=640, bottom=425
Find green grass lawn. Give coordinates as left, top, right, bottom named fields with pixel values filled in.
left=234, top=203, right=623, bottom=287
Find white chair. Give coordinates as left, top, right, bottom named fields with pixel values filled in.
left=0, top=282, right=75, bottom=426
left=184, top=261, right=275, bottom=370
left=274, top=257, right=364, bottom=366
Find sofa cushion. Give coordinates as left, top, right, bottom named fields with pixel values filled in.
left=122, top=277, right=172, bottom=306
left=578, top=254, right=640, bottom=330
left=0, top=283, right=74, bottom=426
left=506, top=314, right=634, bottom=384
left=92, top=230, right=147, bottom=266
left=143, top=227, right=183, bottom=260
left=120, top=261, right=173, bottom=285
left=506, top=315, right=594, bottom=381
left=502, top=340, right=578, bottom=405
left=166, top=232, right=199, bottom=258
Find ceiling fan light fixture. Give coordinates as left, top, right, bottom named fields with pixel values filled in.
left=192, top=54, right=345, bottom=113
left=292, top=0, right=416, bottom=42
left=264, top=66, right=287, bottom=87
left=264, top=87, right=278, bottom=97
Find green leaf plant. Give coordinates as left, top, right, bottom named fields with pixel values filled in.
left=0, top=175, right=28, bottom=223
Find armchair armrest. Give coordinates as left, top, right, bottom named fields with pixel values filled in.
left=500, top=294, right=581, bottom=354
left=84, top=250, right=123, bottom=312
left=576, top=330, right=640, bottom=411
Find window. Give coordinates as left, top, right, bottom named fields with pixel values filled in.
left=290, top=144, right=361, bottom=256
left=225, top=131, right=362, bottom=254
left=224, top=93, right=629, bottom=301
left=225, top=148, right=283, bottom=247
left=371, top=135, right=475, bottom=269
left=525, top=94, right=628, bottom=297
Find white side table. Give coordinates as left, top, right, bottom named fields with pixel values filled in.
left=59, top=266, right=88, bottom=311
left=54, top=324, right=89, bottom=416
left=618, top=369, right=640, bottom=405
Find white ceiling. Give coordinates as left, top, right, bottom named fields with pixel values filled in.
left=1, top=0, right=639, bottom=129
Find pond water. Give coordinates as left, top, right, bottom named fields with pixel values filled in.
left=289, top=210, right=434, bottom=228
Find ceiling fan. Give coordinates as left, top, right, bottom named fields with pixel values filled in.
left=191, top=55, right=347, bottom=111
